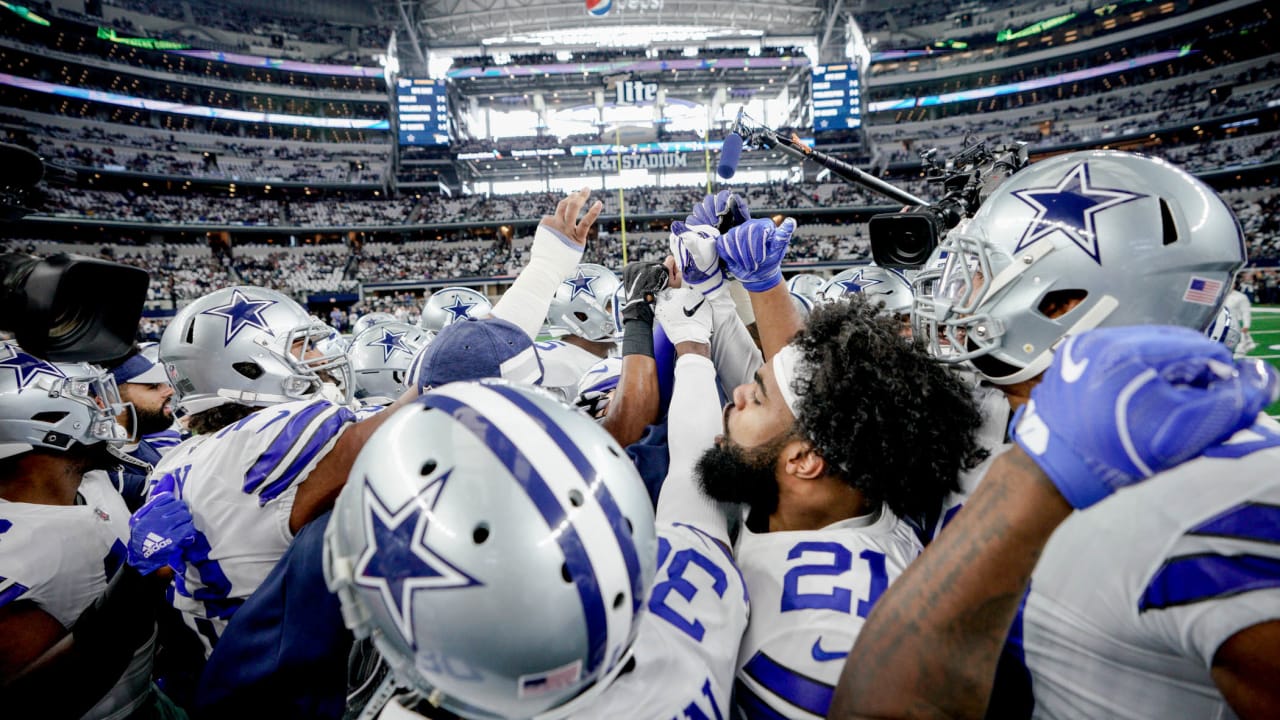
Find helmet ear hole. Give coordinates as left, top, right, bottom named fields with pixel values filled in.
left=31, top=411, right=69, bottom=424
left=1037, top=289, right=1088, bottom=320
left=1159, top=198, right=1179, bottom=246
left=232, top=362, right=264, bottom=379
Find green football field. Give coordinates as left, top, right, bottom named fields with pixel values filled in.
left=1249, top=306, right=1280, bottom=419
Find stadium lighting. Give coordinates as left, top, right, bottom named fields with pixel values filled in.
left=482, top=26, right=762, bottom=48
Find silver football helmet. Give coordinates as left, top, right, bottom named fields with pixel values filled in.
left=913, top=150, right=1247, bottom=385
left=547, top=264, right=621, bottom=343
left=786, top=273, right=826, bottom=304
left=160, top=286, right=353, bottom=415
left=818, top=264, right=915, bottom=317
left=1206, top=305, right=1242, bottom=352
left=347, top=321, right=434, bottom=401
left=0, top=342, right=132, bottom=460
left=351, top=312, right=396, bottom=338
left=420, top=287, right=492, bottom=333
left=791, top=292, right=814, bottom=318
left=325, top=380, right=657, bottom=719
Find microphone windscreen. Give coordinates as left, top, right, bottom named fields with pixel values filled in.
left=717, top=133, right=743, bottom=179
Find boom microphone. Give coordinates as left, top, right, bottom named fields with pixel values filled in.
left=717, top=133, right=743, bottom=179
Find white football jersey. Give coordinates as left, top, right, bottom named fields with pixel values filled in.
left=731, top=508, right=922, bottom=719
left=935, top=379, right=1011, bottom=539
left=0, top=471, right=156, bottom=720
left=564, top=521, right=749, bottom=719
left=150, top=398, right=357, bottom=654
left=1024, top=421, right=1280, bottom=719
left=536, top=340, right=610, bottom=403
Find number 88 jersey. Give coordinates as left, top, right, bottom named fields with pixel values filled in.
left=731, top=508, right=923, bottom=720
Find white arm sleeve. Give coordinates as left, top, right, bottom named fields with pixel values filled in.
left=656, top=354, right=731, bottom=545
left=709, top=292, right=763, bottom=392
left=491, top=224, right=584, bottom=339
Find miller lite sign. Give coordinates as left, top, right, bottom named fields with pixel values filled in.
left=615, top=80, right=658, bottom=105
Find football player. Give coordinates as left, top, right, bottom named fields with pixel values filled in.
left=539, top=262, right=621, bottom=402
left=103, top=345, right=177, bottom=510
left=693, top=296, right=985, bottom=720
left=149, top=285, right=417, bottom=656
left=816, top=264, right=914, bottom=337
left=896, top=150, right=1280, bottom=717
left=829, top=325, right=1279, bottom=720
left=325, top=281, right=749, bottom=719
left=0, top=343, right=191, bottom=717
left=417, top=289, right=490, bottom=333
left=347, top=321, right=434, bottom=405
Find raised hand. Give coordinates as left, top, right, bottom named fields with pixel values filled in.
left=716, top=217, right=797, bottom=293
left=687, top=190, right=751, bottom=233
left=538, top=187, right=604, bottom=249
left=620, top=261, right=670, bottom=325
left=654, top=286, right=713, bottom=346
left=1011, top=325, right=1279, bottom=509
left=668, top=220, right=726, bottom=297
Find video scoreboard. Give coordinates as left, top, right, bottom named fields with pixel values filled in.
left=396, top=77, right=450, bottom=146
left=811, top=64, right=861, bottom=131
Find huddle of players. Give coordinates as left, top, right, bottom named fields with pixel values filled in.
left=1, top=149, right=1278, bottom=720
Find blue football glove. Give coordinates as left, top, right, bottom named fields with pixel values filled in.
left=1011, top=325, right=1279, bottom=509
left=716, top=217, right=797, bottom=293
left=128, top=474, right=197, bottom=575
left=687, top=190, right=751, bottom=233
left=669, top=220, right=727, bottom=297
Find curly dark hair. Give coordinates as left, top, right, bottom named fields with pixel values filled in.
left=789, top=297, right=988, bottom=522
left=186, top=403, right=257, bottom=436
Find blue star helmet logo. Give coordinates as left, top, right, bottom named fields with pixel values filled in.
left=837, top=269, right=882, bottom=294
left=442, top=295, right=477, bottom=323
left=1010, top=162, right=1147, bottom=265
left=355, top=470, right=481, bottom=647
left=367, top=328, right=414, bottom=362
left=0, top=345, right=66, bottom=391
left=563, top=269, right=598, bottom=301
left=199, top=288, right=278, bottom=346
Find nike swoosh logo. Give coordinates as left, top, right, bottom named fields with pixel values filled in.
left=810, top=637, right=850, bottom=662
left=683, top=299, right=707, bottom=317
left=1059, top=337, right=1089, bottom=383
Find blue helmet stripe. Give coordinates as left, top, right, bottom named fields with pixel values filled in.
left=422, top=392, right=611, bottom=673
left=485, top=383, right=645, bottom=617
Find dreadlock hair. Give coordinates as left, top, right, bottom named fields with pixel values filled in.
left=788, top=296, right=988, bottom=522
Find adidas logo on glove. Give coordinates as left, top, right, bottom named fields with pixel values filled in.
left=141, top=532, right=173, bottom=558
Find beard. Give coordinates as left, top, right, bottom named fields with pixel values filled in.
left=68, top=441, right=126, bottom=473
left=134, top=406, right=173, bottom=437
left=694, top=433, right=791, bottom=521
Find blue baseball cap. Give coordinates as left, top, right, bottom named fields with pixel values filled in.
left=409, top=317, right=544, bottom=391
left=109, top=347, right=168, bottom=385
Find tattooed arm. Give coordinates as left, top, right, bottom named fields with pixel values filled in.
left=826, top=446, right=1070, bottom=720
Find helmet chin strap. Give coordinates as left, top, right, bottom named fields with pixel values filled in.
left=986, top=295, right=1119, bottom=386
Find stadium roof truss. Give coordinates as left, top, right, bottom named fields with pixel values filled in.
left=398, top=0, right=828, bottom=48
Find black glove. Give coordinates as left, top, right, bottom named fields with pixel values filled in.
left=620, top=262, right=669, bottom=358
left=620, top=262, right=669, bottom=326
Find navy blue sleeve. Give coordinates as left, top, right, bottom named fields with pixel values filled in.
left=194, top=511, right=352, bottom=720
left=626, top=421, right=670, bottom=509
